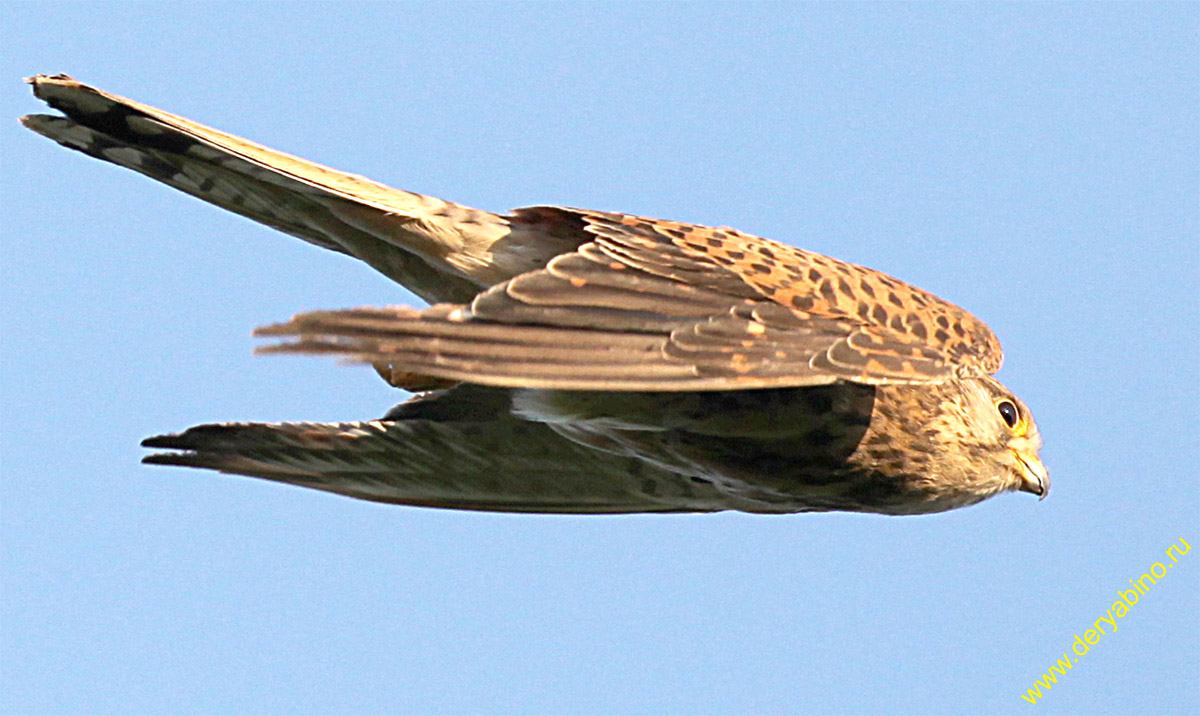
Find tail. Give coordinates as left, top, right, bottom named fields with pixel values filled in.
left=141, top=386, right=725, bottom=514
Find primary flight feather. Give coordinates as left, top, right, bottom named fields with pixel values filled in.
left=22, top=74, right=1048, bottom=515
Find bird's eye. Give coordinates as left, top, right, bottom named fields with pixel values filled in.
left=996, top=400, right=1019, bottom=429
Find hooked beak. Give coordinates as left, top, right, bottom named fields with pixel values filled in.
left=1013, top=451, right=1050, bottom=499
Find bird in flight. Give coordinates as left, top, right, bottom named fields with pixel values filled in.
left=21, top=74, right=1048, bottom=515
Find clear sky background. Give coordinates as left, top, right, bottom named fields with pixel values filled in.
left=2, top=4, right=1196, bottom=715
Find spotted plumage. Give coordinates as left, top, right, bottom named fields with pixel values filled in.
left=22, top=74, right=1048, bottom=515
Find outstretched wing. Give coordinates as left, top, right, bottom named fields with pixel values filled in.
left=258, top=208, right=1003, bottom=390
left=142, top=386, right=727, bottom=514
left=22, top=76, right=1001, bottom=388
left=20, top=74, right=584, bottom=303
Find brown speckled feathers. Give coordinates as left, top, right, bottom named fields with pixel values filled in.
left=258, top=208, right=1003, bottom=390
left=22, top=74, right=1046, bottom=515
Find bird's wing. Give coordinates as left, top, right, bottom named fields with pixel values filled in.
left=142, top=386, right=726, bottom=514
left=22, top=76, right=1001, bottom=386
left=257, top=208, right=1003, bottom=390
left=20, top=74, right=585, bottom=303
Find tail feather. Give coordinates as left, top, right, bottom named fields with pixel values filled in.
left=141, top=402, right=726, bottom=514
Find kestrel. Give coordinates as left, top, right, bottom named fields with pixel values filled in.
left=22, top=74, right=1048, bottom=515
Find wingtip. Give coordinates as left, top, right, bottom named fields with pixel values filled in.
left=251, top=320, right=295, bottom=337
left=251, top=308, right=347, bottom=337
left=141, top=451, right=183, bottom=465
left=142, top=450, right=219, bottom=471
left=252, top=342, right=293, bottom=356
left=141, top=432, right=220, bottom=470
left=140, top=433, right=179, bottom=449
left=22, top=73, right=71, bottom=130
left=24, top=73, right=76, bottom=99
left=25, top=73, right=77, bottom=84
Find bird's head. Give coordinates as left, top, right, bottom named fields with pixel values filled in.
left=931, top=376, right=1049, bottom=504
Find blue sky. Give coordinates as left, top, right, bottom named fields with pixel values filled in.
left=2, top=3, right=1196, bottom=714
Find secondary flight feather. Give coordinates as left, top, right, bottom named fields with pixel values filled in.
left=22, top=74, right=1047, bottom=515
